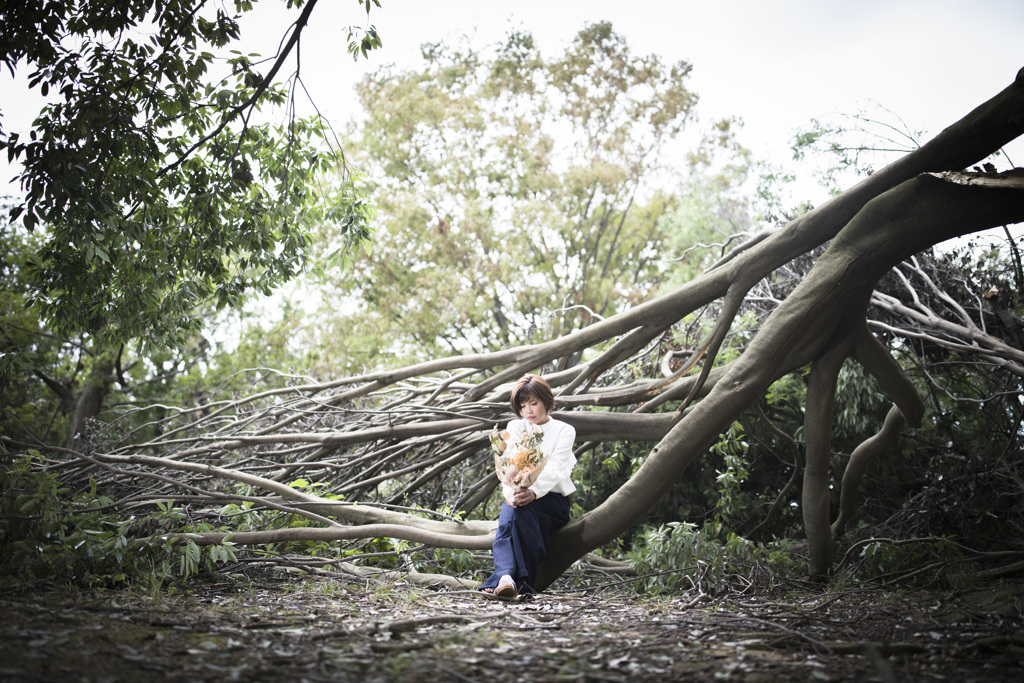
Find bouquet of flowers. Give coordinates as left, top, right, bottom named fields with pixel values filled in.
left=490, top=424, right=548, bottom=497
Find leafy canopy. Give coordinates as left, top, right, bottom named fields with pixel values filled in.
left=312, top=23, right=698, bottom=364
left=0, top=0, right=379, bottom=350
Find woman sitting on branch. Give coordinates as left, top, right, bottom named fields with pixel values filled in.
left=480, top=374, right=576, bottom=598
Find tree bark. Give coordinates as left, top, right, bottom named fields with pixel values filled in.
left=832, top=404, right=907, bottom=538
left=66, top=357, right=114, bottom=450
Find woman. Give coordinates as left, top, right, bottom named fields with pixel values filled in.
left=480, top=374, right=576, bottom=598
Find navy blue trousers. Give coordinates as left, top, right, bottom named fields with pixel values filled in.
left=480, top=493, right=570, bottom=594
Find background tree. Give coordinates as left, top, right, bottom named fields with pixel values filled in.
left=307, top=23, right=698, bottom=365
left=0, top=0, right=380, bottom=447
left=1, top=0, right=379, bottom=350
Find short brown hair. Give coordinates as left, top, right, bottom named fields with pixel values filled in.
left=509, top=374, right=555, bottom=416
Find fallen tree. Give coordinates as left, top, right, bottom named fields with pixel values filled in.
left=7, top=68, right=1024, bottom=587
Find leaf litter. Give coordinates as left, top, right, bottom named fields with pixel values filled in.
left=0, top=577, right=1021, bottom=682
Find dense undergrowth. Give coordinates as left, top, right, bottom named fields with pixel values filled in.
left=3, top=432, right=1020, bottom=599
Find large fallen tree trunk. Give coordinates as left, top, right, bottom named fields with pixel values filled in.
left=539, top=167, right=1024, bottom=585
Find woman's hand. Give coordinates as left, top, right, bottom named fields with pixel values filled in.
left=512, top=487, right=536, bottom=507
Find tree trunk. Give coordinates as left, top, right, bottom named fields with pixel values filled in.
left=66, top=358, right=114, bottom=450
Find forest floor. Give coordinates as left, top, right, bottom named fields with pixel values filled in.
left=1, top=576, right=1022, bottom=682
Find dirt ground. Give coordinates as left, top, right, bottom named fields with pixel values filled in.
left=1, top=578, right=1022, bottom=682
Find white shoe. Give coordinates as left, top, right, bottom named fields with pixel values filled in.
left=495, top=575, right=517, bottom=598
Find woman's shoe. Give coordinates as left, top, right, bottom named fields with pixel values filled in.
left=495, top=575, right=517, bottom=598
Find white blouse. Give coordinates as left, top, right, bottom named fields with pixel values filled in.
left=501, top=417, right=577, bottom=500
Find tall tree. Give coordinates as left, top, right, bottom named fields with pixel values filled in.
left=0, top=0, right=379, bottom=350
left=309, top=23, right=697, bottom=364
left=0, top=0, right=379, bottom=445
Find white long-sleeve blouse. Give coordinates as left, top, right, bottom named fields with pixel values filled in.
left=501, top=416, right=577, bottom=501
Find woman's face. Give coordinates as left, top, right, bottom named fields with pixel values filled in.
left=519, top=395, right=550, bottom=425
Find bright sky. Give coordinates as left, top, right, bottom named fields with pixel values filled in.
left=3, top=0, right=1023, bottom=200
left=240, top=0, right=1024, bottom=170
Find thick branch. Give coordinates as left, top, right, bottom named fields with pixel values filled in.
left=851, top=323, right=925, bottom=427
left=832, top=405, right=907, bottom=537
left=537, top=161, right=1024, bottom=589
left=803, top=339, right=850, bottom=577
left=139, top=523, right=496, bottom=551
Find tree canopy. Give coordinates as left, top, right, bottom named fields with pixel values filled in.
left=0, top=0, right=383, bottom=450
left=308, top=24, right=701, bottom=364
left=1, top=0, right=378, bottom=350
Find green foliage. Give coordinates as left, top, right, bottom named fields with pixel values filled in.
left=311, top=22, right=698, bottom=364
left=430, top=547, right=477, bottom=574
left=2, top=211, right=229, bottom=447
left=0, top=454, right=237, bottom=589
left=659, top=116, right=809, bottom=289
left=0, top=217, right=70, bottom=444
left=1, top=0, right=376, bottom=350
left=660, top=118, right=760, bottom=286
left=214, top=479, right=357, bottom=563
left=152, top=500, right=239, bottom=581
left=0, top=0, right=381, bottom=448
left=346, top=0, right=383, bottom=61
left=571, top=436, right=646, bottom=516
left=706, top=421, right=760, bottom=536
left=833, top=359, right=889, bottom=447
left=625, top=522, right=801, bottom=595
left=852, top=537, right=963, bottom=582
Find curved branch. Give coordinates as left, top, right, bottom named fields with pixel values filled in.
left=851, top=323, right=925, bottom=426
left=832, top=404, right=907, bottom=537
left=95, top=452, right=495, bottom=536
left=802, top=337, right=850, bottom=577
left=139, top=523, right=496, bottom=551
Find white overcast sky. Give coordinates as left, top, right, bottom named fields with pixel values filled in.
left=242, top=0, right=1024, bottom=168
left=3, top=0, right=1023, bottom=194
